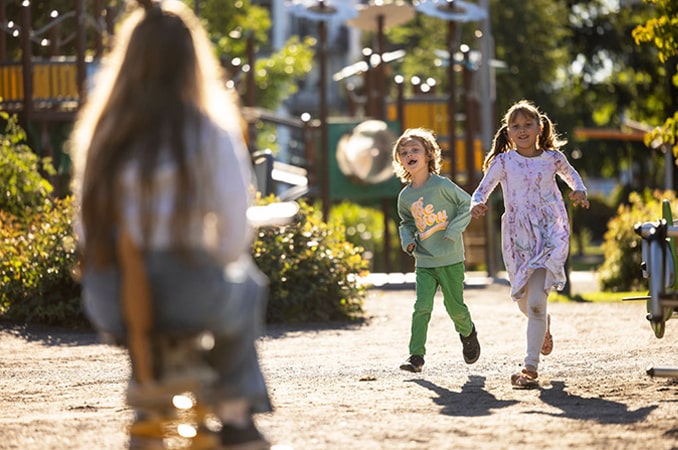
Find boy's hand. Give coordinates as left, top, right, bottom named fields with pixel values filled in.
left=407, top=243, right=415, bottom=253
left=471, top=204, right=488, bottom=219
left=569, top=190, right=589, bottom=209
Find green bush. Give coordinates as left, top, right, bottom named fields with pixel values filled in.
left=253, top=198, right=368, bottom=323
left=1, top=107, right=369, bottom=327
left=0, top=196, right=84, bottom=326
left=0, top=112, right=54, bottom=218
left=598, top=189, right=678, bottom=292
left=1, top=194, right=370, bottom=327
left=0, top=111, right=82, bottom=326
left=328, top=201, right=398, bottom=271
left=329, top=201, right=383, bottom=266
left=329, top=201, right=409, bottom=273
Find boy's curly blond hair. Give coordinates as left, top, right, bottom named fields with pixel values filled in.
left=391, top=128, right=442, bottom=183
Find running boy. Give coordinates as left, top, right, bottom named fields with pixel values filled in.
left=392, top=128, right=480, bottom=373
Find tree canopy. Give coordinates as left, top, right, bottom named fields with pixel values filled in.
left=190, top=0, right=314, bottom=111
left=0, top=0, right=315, bottom=113
left=3, top=0, right=676, bottom=188
left=379, top=0, right=673, bottom=187
left=632, top=0, right=678, bottom=158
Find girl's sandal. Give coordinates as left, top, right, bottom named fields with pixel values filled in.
left=541, top=314, right=553, bottom=356
left=511, top=368, right=539, bottom=388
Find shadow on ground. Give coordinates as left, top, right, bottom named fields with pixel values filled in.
left=408, top=376, right=519, bottom=416
left=533, top=380, right=658, bottom=424
left=1, top=320, right=100, bottom=347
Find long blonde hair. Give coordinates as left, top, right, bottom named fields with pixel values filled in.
left=392, top=128, right=442, bottom=183
left=70, top=0, right=243, bottom=268
left=481, top=100, right=567, bottom=171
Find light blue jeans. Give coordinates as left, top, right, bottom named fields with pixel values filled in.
left=81, top=251, right=272, bottom=413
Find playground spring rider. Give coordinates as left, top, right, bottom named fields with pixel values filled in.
left=627, top=199, right=678, bottom=378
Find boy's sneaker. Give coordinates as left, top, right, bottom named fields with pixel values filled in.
left=399, top=355, right=425, bottom=373
left=460, top=324, right=480, bottom=364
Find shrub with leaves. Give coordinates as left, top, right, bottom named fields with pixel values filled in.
left=0, top=196, right=84, bottom=326
left=1, top=106, right=370, bottom=327
left=0, top=111, right=82, bottom=326
left=328, top=201, right=406, bottom=273
left=0, top=112, right=54, bottom=218
left=598, top=189, right=678, bottom=291
left=328, top=201, right=391, bottom=272
left=252, top=198, right=369, bottom=323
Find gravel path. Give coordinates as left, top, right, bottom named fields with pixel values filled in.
left=1, top=276, right=677, bottom=449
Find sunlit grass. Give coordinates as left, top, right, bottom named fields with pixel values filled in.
left=569, top=237, right=605, bottom=271
left=550, top=291, right=648, bottom=303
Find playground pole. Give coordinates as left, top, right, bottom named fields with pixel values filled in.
left=447, top=20, right=456, bottom=181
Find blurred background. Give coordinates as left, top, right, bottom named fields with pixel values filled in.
left=0, top=0, right=676, bottom=307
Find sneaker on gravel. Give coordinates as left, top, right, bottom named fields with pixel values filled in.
left=399, top=355, right=425, bottom=373
left=459, top=324, right=480, bottom=364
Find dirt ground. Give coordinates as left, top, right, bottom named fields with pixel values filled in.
left=1, top=275, right=678, bottom=450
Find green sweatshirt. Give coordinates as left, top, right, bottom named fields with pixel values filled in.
left=397, top=173, right=472, bottom=268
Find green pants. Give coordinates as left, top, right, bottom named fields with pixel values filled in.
left=408, top=262, right=473, bottom=356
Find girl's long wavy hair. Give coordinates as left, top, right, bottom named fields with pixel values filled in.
left=392, top=128, right=442, bottom=183
left=481, top=99, right=567, bottom=171
left=70, top=0, right=243, bottom=268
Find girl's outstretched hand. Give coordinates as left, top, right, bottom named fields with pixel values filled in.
left=569, top=190, right=589, bottom=209
left=471, top=203, right=488, bottom=219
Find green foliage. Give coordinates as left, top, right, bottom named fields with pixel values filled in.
left=191, top=0, right=314, bottom=111
left=632, top=0, right=678, bottom=64
left=386, top=14, right=447, bottom=96
left=329, top=201, right=384, bottom=270
left=597, top=189, right=678, bottom=291
left=253, top=36, right=315, bottom=109
left=492, top=0, right=571, bottom=114
left=632, top=0, right=678, bottom=163
left=252, top=198, right=368, bottom=324
left=328, top=201, right=401, bottom=273
left=0, top=100, right=367, bottom=327
left=0, top=196, right=84, bottom=327
left=0, top=111, right=82, bottom=326
left=564, top=0, right=667, bottom=141
left=0, top=112, right=54, bottom=218
left=1, top=188, right=370, bottom=327
left=645, top=110, right=678, bottom=157
left=387, top=0, right=570, bottom=107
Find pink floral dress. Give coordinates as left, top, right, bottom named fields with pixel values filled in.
left=470, top=150, right=587, bottom=300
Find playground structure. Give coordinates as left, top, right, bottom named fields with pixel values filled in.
left=0, top=57, right=79, bottom=113
left=0, top=1, right=112, bottom=119
left=0, top=0, right=113, bottom=196
left=625, top=199, right=678, bottom=378
left=1, top=0, right=494, bottom=274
